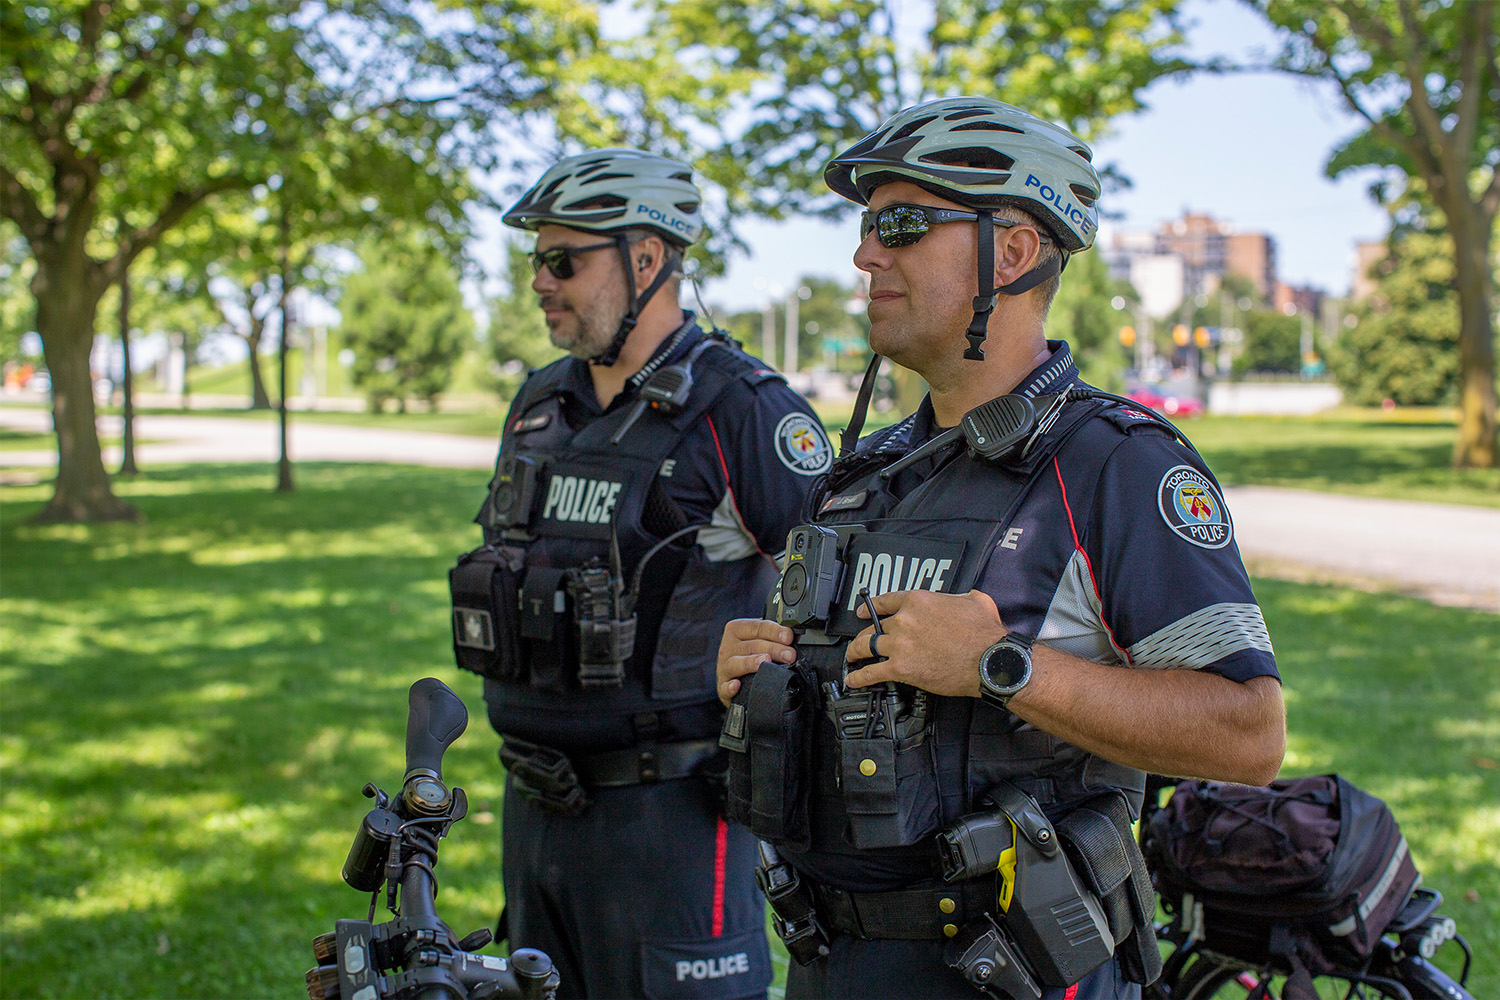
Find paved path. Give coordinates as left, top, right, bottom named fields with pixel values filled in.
left=4, top=407, right=1497, bottom=611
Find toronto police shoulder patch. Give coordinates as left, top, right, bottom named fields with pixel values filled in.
left=774, top=412, right=833, bottom=476
left=1156, top=464, right=1232, bottom=549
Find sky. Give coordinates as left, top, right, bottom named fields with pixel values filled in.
left=697, top=0, right=1392, bottom=315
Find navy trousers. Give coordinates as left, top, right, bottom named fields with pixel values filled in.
left=502, top=774, right=771, bottom=999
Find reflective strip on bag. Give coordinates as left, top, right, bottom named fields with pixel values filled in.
left=1328, top=837, right=1409, bottom=937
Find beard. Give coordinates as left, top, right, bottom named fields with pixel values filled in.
left=541, top=292, right=624, bottom=360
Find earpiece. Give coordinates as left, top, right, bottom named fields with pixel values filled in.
left=638, top=256, right=652, bottom=271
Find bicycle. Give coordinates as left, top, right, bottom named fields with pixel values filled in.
left=1141, top=777, right=1475, bottom=1000
left=304, top=677, right=561, bottom=1000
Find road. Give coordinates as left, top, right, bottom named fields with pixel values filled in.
left=4, top=406, right=1497, bottom=612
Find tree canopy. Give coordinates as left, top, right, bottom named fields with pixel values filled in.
left=1242, top=0, right=1498, bottom=466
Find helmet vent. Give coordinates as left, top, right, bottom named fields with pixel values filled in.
left=943, top=107, right=995, bottom=121
left=565, top=194, right=628, bottom=211
left=675, top=201, right=700, bottom=214
left=920, top=147, right=1015, bottom=171
left=671, top=171, right=693, bottom=182
left=1068, top=184, right=1098, bottom=207
left=889, top=114, right=939, bottom=142
left=581, top=171, right=632, bottom=184
left=537, top=177, right=567, bottom=199
left=1068, top=144, right=1094, bottom=163
left=951, top=121, right=1025, bottom=134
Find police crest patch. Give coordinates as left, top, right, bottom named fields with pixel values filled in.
left=1157, top=465, right=1232, bottom=549
left=774, top=412, right=832, bottom=476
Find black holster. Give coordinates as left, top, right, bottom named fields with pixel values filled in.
left=499, top=736, right=590, bottom=816
left=1055, top=792, right=1162, bottom=986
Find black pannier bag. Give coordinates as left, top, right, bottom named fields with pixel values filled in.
left=1144, top=775, right=1420, bottom=999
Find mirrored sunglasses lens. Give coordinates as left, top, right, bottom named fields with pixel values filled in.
left=531, top=248, right=575, bottom=279
left=877, top=206, right=928, bottom=248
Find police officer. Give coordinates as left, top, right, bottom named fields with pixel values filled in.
left=715, top=99, right=1286, bottom=1000
left=454, top=148, right=832, bottom=999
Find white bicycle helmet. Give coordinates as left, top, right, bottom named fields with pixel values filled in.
left=825, top=98, right=1100, bottom=360
left=503, top=149, right=704, bottom=366
left=825, top=97, right=1099, bottom=253
left=503, top=148, right=704, bottom=247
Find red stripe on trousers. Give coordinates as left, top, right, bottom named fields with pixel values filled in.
left=1064, top=985, right=1079, bottom=1000
left=713, top=817, right=728, bottom=936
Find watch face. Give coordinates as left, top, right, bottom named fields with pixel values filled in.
left=981, top=644, right=1030, bottom=693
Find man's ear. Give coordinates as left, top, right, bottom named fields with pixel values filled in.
left=636, top=234, right=666, bottom=277
left=993, top=225, right=1044, bottom=289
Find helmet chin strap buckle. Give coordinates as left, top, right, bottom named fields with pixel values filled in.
left=964, top=211, right=996, bottom=361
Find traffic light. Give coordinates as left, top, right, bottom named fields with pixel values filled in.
left=1118, top=325, right=1136, bottom=347
left=1172, top=324, right=1190, bottom=346
left=1194, top=326, right=1210, bottom=347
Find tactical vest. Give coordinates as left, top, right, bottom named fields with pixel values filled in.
left=725, top=401, right=1147, bottom=887
left=451, top=335, right=779, bottom=745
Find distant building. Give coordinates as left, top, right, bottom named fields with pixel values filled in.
left=1273, top=282, right=1324, bottom=318
left=1350, top=240, right=1387, bottom=301
left=1099, top=211, right=1279, bottom=318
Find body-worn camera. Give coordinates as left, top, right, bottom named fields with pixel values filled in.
left=489, top=454, right=543, bottom=530
left=568, top=564, right=635, bottom=687
left=778, top=524, right=857, bottom=629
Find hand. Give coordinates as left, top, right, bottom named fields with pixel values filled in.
left=716, top=618, right=797, bottom=706
left=844, top=589, right=1008, bottom=698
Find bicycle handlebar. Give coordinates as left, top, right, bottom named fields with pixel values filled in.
left=405, top=678, right=467, bottom=780
left=305, top=678, right=559, bottom=1000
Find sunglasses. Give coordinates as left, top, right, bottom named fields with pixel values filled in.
left=859, top=204, right=1042, bottom=249
left=528, top=240, right=617, bottom=279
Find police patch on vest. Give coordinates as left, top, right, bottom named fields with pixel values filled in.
left=540, top=473, right=623, bottom=525
left=773, top=412, right=832, bottom=476
left=1157, top=465, right=1232, bottom=549
left=827, top=533, right=966, bottom=635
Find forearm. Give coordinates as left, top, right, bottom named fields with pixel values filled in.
left=1011, top=649, right=1286, bottom=785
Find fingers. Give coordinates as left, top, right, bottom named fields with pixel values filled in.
left=723, top=617, right=794, bottom=645
left=844, top=659, right=895, bottom=689
left=717, top=618, right=796, bottom=706
left=854, top=589, right=912, bottom=618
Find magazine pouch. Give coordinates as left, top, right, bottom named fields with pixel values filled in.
left=719, top=659, right=813, bottom=851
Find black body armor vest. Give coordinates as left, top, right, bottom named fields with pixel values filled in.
left=725, top=401, right=1147, bottom=891
left=452, top=337, right=779, bottom=752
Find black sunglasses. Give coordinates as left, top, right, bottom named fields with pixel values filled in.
left=528, top=240, right=617, bottom=279
left=859, top=204, right=1036, bottom=249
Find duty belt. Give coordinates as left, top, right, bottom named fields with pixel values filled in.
left=812, top=878, right=998, bottom=941
left=501, top=734, right=723, bottom=815
left=573, top=738, right=722, bottom=787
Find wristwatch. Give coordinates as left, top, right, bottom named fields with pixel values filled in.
left=977, top=633, right=1034, bottom=711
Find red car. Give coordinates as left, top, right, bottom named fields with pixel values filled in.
left=1125, top=386, right=1204, bottom=418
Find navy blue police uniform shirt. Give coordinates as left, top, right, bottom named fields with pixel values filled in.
left=490, top=319, right=833, bottom=750
left=900, top=341, right=1279, bottom=686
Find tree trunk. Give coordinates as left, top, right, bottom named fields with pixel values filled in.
left=1447, top=201, right=1498, bottom=468
left=246, top=328, right=272, bottom=409
left=276, top=206, right=294, bottom=493
left=31, top=255, right=140, bottom=522
left=119, top=256, right=139, bottom=476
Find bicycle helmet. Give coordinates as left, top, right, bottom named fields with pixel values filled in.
left=504, top=149, right=704, bottom=365
left=826, top=98, right=1100, bottom=359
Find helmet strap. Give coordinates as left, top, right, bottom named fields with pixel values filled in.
left=963, top=225, right=1070, bottom=363
left=963, top=211, right=996, bottom=361
left=592, top=234, right=678, bottom=367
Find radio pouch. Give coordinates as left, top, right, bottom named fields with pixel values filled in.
left=1055, top=793, right=1161, bottom=986
left=719, top=659, right=813, bottom=851
left=829, top=687, right=939, bottom=850
left=449, top=544, right=525, bottom=682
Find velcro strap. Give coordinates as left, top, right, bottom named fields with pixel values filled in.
left=814, top=880, right=995, bottom=941
left=573, top=739, right=722, bottom=788
left=1058, top=793, right=1162, bottom=985
left=519, top=567, right=566, bottom=640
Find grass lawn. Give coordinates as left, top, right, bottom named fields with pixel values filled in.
left=2, top=465, right=1496, bottom=999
